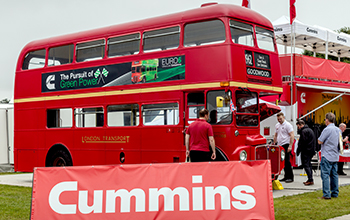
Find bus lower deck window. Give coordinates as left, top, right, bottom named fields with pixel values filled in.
left=142, top=103, right=179, bottom=126
left=75, top=107, right=104, bottom=127
left=47, top=108, right=72, bottom=128
left=107, top=104, right=139, bottom=127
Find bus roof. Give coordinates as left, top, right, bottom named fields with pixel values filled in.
left=19, top=3, right=273, bottom=54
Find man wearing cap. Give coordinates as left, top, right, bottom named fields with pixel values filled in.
left=296, top=120, right=316, bottom=185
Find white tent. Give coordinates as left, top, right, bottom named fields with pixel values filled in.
left=315, top=25, right=350, bottom=58
left=273, top=16, right=350, bottom=59
left=273, top=16, right=327, bottom=55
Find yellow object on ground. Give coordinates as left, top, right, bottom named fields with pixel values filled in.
left=272, top=180, right=284, bottom=190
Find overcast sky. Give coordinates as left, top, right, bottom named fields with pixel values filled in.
left=1, top=0, right=350, bottom=100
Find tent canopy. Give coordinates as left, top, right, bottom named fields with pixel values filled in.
left=273, top=16, right=350, bottom=58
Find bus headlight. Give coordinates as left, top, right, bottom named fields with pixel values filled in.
left=239, top=150, right=247, bottom=161
left=281, top=149, right=285, bottom=161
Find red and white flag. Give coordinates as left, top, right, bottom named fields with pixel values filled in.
left=290, top=0, right=296, bottom=24
left=242, top=0, right=251, bottom=9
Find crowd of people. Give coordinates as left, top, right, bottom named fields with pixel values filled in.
left=185, top=109, right=347, bottom=200
left=275, top=112, right=348, bottom=200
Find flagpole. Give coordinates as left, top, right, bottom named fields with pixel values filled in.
left=290, top=21, right=294, bottom=124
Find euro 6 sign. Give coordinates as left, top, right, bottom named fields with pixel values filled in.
left=30, top=161, right=275, bottom=220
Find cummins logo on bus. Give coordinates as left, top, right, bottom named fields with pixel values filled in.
left=246, top=67, right=271, bottom=78
left=30, top=161, right=274, bottom=219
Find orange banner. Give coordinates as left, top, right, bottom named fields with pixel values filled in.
left=30, top=161, right=274, bottom=220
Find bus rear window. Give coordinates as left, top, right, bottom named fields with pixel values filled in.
left=184, top=20, right=225, bottom=47
left=108, top=33, right=140, bottom=57
left=143, top=26, right=180, bottom=52
left=76, top=39, right=105, bottom=62
left=22, top=49, right=46, bottom=70
left=256, top=27, right=275, bottom=52
left=48, top=44, right=74, bottom=66
left=230, top=20, right=254, bottom=47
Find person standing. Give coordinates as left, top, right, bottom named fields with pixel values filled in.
left=274, top=112, right=295, bottom=183
left=296, top=120, right=316, bottom=185
left=318, top=112, right=341, bottom=199
left=185, top=109, right=216, bottom=162
left=338, top=123, right=348, bottom=175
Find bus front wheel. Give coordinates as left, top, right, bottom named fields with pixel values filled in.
left=48, top=149, right=72, bottom=167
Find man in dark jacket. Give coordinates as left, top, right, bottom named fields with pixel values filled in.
left=296, top=120, right=316, bottom=185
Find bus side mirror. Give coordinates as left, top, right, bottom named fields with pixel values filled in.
left=216, top=96, right=224, bottom=107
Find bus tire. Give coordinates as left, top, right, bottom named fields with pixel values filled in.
left=47, top=149, right=72, bottom=167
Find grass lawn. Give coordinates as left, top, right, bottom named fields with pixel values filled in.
left=274, top=184, right=350, bottom=220
left=0, top=185, right=32, bottom=220
left=1, top=182, right=350, bottom=219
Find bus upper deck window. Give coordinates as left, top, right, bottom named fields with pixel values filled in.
left=184, top=20, right=225, bottom=47
left=143, top=26, right=180, bottom=53
left=256, top=27, right=275, bottom=52
left=229, top=20, right=254, bottom=47
left=48, top=44, right=74, bottom=66
left=22, top=49, right=46, bottom=70
left=108, top=33, right=140, bottom=57
left=76, top=39, right=105, bottom=62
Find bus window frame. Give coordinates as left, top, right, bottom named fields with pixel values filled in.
left=76, top=38, right=106, bottom=63
left=107, top=32, right=141, bottom=57
left=229, top=19, right=255, bottom=47
left=47, top=44, right=75, bottom=67
left=142, top=25, right=181, bottom=53
left=235, top=89, right=259, bottom=127
left=183, top=19, right=226, bottom=47
left=141, top=101, right=180, bottom=127
left=74, top=106, right=105, bottom=128
left=255, top=25, right=276, bottom=52
left=107, top=103, right=140, bottom=127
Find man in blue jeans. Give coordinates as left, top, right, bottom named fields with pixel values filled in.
left=318, top=112, right=341, bottom=200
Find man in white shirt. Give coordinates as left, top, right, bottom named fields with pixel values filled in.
left=274, top=112, right=295, bottom=183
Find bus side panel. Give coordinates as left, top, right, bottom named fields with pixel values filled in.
left=14, top=107, right=46, bottom=171
left=185, top=46, right=231, bottom=82
left=105, top=127, right=141, bottom=165
left=73, top=128, right=106, bottom=166
left=14, top=71, right=41, bottom=99
left=140, top=126, right=183, bottom=163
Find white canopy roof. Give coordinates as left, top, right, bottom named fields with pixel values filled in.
left=273, top=16, right=350, bottom=58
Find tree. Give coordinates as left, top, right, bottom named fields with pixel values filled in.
left=0, top=98, right=10, bottom=103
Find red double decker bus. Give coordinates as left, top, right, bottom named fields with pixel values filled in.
left=14, top=3, right=285, bottom=177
